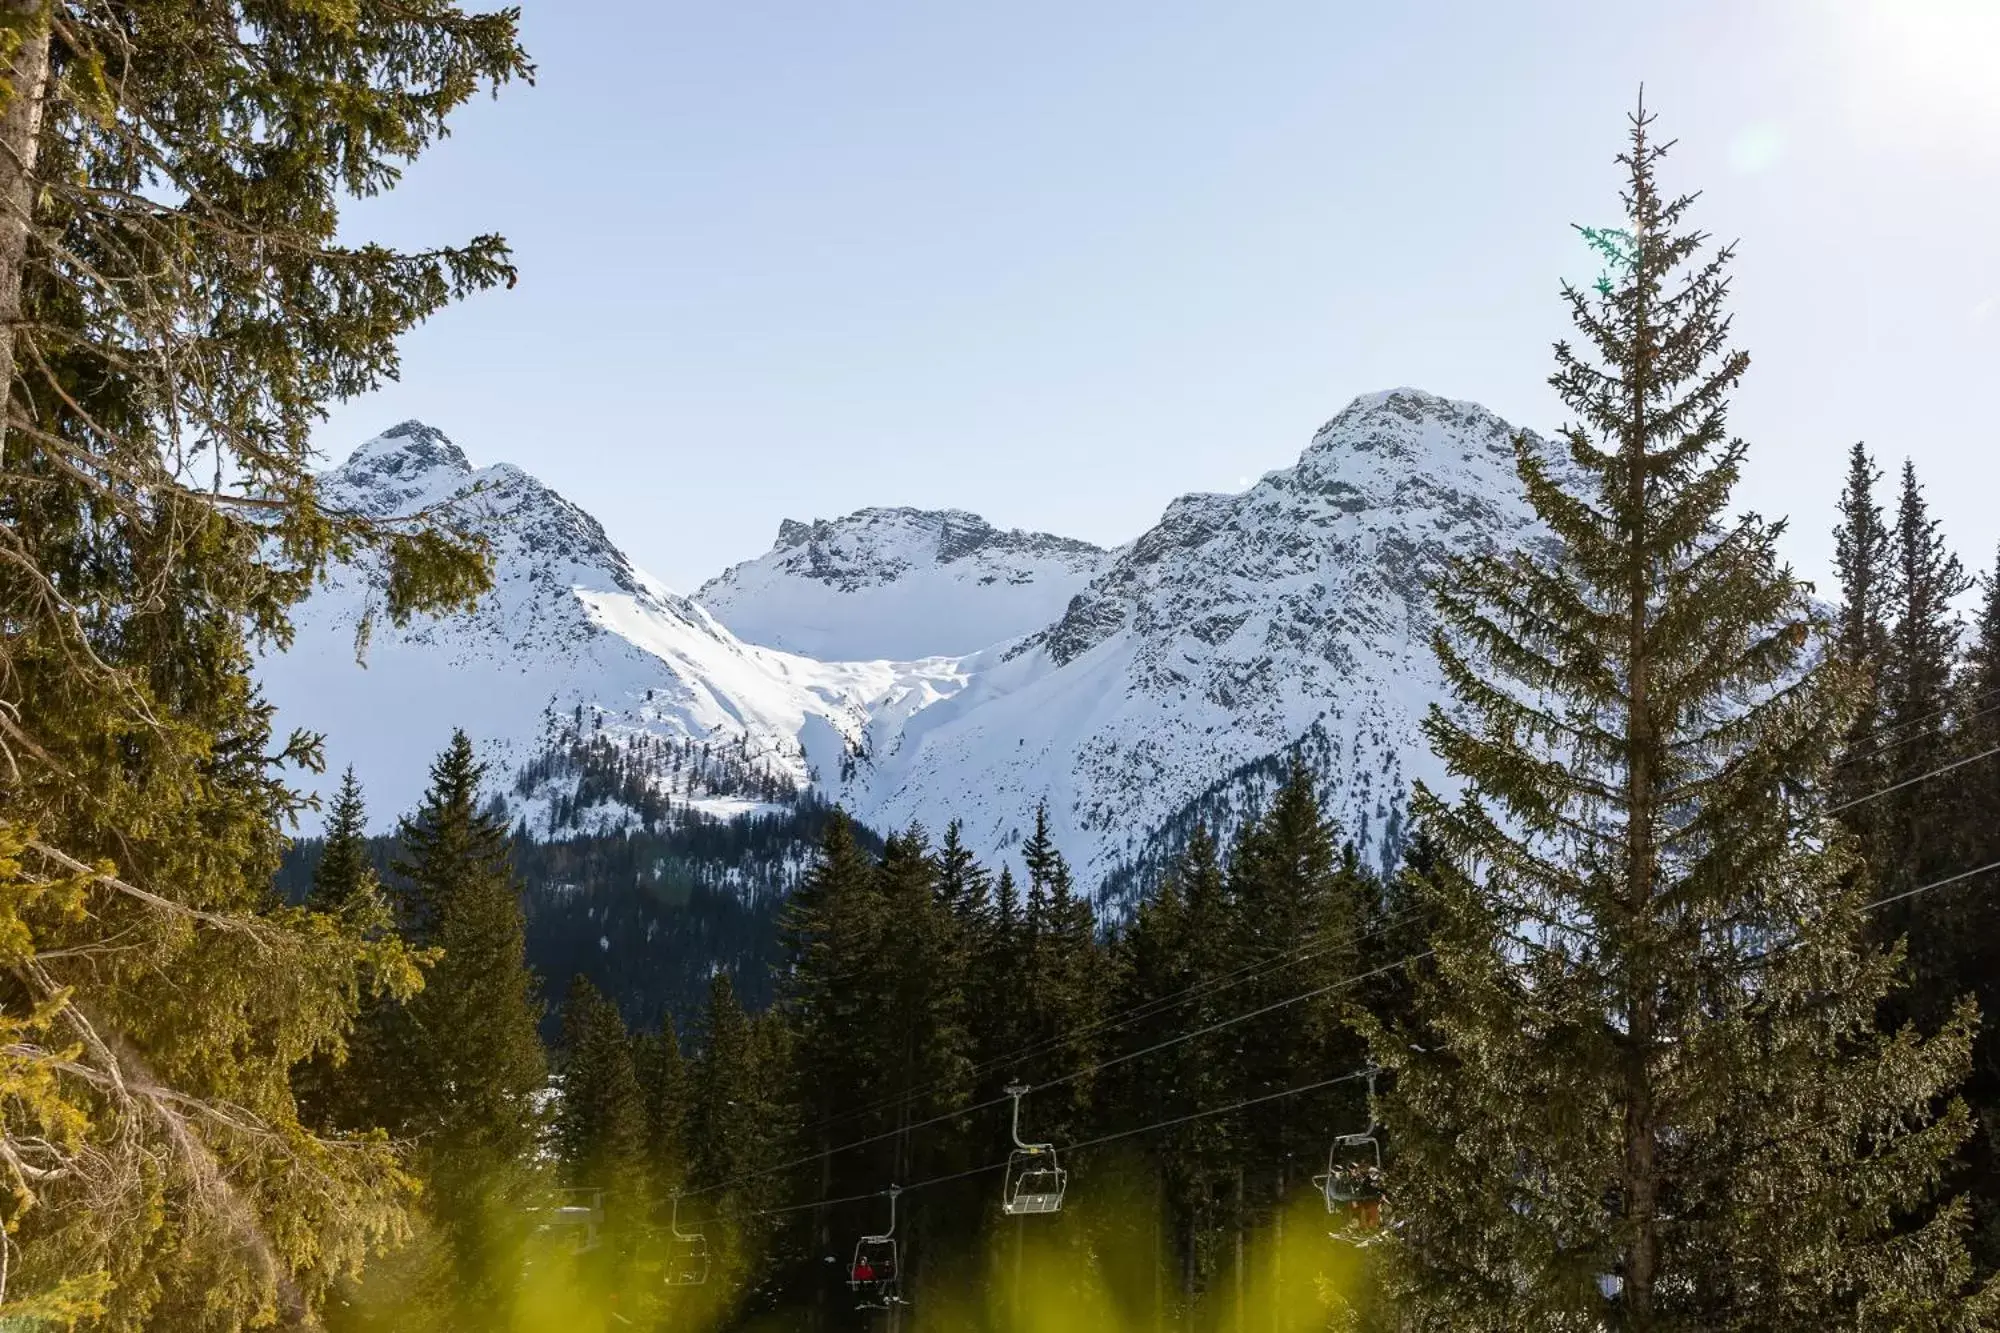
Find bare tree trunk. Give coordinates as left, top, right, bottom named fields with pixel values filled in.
left=1012, top=1213, right=1024, bottom=1321
left=0, top=2, right=51, bottom=412
left=896, top=1039, right=914, bottom=1323
left=813, top=1147, right=833, bottom=1333
left=1271, top=1162, right=1285, bottom=1333
left=1232, top=1166, right=1245, bottom=1333
left=1176, top=1192, right=1192, bottom=1328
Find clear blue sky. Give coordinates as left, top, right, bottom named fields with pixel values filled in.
left=318, top=0, right=2000, bottom=599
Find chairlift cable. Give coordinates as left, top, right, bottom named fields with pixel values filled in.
left=1859, top=857, right=2000, bottom=914
left=683, top=1089, right=1019, bottom=1200
left=1025, top=954, right=1430, bottom=1100
left=787, top=900, right=1432, bottom=1141
left=689, top=947, right=1433, bottom=1199
left=1840, top=682, right=2000, bottom=751
left=729, top=858, right=2000, bottom=1224
left=1831, top=694, right=2000, bottom=769
left=774, top=726, right=2000, bottom=1147
left=1063, top=1069, right=1373, bottom=1159
left=783, top=902, right=1429, bottom=1141
left=1826, top=742, right=2000, bottom=814
left=746, top=1070, right=1373, bottom=1219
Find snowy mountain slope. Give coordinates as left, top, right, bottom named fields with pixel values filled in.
left=696, top=507, right=1108, bottom=661
left=828, top=388, right=1549, bottom=893
left=265, top=388, right=1545, bottom=901
left=263, top=423, right=968, bottom=835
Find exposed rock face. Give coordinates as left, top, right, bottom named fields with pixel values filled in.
left=697, top=506, right=1108, bottom=662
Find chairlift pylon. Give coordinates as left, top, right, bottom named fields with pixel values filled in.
left=666, top=1188, right=710, bottom=1287
left=1313, top=1068, right=1386, bottom=1241
left=848, top=1185, right=906, bottom=1309
left=1001, top=1083, right=1068, bottom=1216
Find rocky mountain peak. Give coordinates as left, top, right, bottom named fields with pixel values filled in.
left=1302, top=387, right=1516, bottom=465
left=322, top=424, right=644, bottom=596
left=759, top=507, right=1100, bottom=579
left=326, top=420, right=475, bottom=518
left=699, top=506, right=1108, bottom=662
left=342, top=418, right=471, bottom=477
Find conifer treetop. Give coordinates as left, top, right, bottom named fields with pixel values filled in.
left=1379, top=96, right=1989, bottom=1330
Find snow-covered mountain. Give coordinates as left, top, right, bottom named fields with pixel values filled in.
left=826, top=388, right=1547, bottom=896
left=262, top=422, right=968, bottom=837
left=696, top=508, right=1107, bottom=662
left=265, top=389, right=1546, bottom=899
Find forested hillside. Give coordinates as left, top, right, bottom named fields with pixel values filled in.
left=277, top=794, right=863, bottom=1032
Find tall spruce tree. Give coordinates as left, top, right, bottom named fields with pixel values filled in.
left=776, top=808, right=889, bottom=1323
left=780, top=811, right=892, bottom=1122
left=1103, top=824, right=1243, bottom=1315
left=313, top=768, right=380, bottom=913
left=294, top=769, right=410, bottom=1138
left=686, top=971, right=789, bottom=1298
left=1873, top=462, right=1973, bottom=1017
left=383, top=731, right=548, bottom=1311
left=555, top=975, right=649, bottom=1200
left=935, top=819, right=995, bottom=969
left=873, top=829, right=976, bottom=1306
left=1228, top=759, right=1370, bottom=1222
left=1014, top=805, right=1104, bottom=1139
left=878, top=827, right=979, bottom=1145
left=0, top=5, right=525, bottom=1322
left=1965, top=548, right=2000, bottom=772
left=1830, top=443, right=1894, bottom=824
left=1950, top=550, right=2000, bottom=1274
left=1959, top=551, right=2000, bottom=893
left=776, top=816, right=981, bottom=1318
left=1883, top=461, right=1970, bottom=756
left=977, top=863, right=1029, bottom=1088
left=1834, top=443, right=1893, bottom=665
left=634, top=1012, right=691, bottom=1212
left=930, top=816, right=1001, bottom=1272
left=1374, top=102, right=1988, bottom=1329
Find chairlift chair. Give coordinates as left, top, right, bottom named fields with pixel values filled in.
left=548, top=1186, right=606, bottom=1254
left=523, top=1187, right=605, bottom=1277
left=1312, top=1069, right=1387, bottom=1239
left=1001, top=1084, right=1068, bottom=1216
left=666, top=1189, right=710, bottom=1287
left=1318, top=1134, right=1384, bottom=1207
left=848, top=1185, right=906, bottom=1309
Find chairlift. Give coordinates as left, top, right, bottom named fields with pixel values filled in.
left=553, top=1187, right=606, bottom=1252
left=848, top=1185, right=906, bottom=1309
left=528, top=1187, right=605, bottom=1261
left=666, top=1189, right=710, bottom=1287
left=1001, top=1083, right=1068, bottom=1216
left=1313, top=1069, right=1386, bottom=1240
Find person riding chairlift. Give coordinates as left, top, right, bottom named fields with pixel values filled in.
left=1341, top=1161, right=1385, bottom=1228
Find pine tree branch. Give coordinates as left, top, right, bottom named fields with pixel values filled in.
left=24, top=841, right=280, bottom=947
